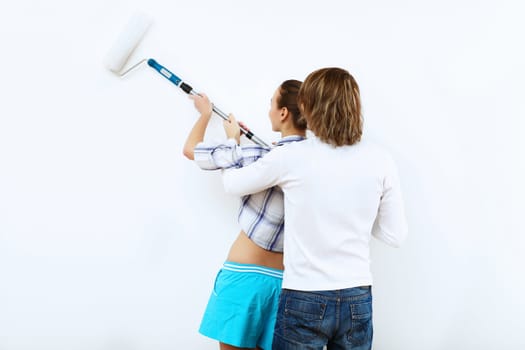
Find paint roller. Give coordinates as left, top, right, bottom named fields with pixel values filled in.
left=104, top=13, right=270, bottom=149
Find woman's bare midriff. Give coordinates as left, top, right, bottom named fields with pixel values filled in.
left=226, top=230, right=284, bottom=271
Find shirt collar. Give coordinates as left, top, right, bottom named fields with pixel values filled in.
left=275, top=135, right=306, bottom=146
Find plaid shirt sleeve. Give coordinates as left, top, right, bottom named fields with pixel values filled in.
left=193, top=139, right=270, bottom=170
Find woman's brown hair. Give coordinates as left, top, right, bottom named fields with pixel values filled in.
left=298, top=68, right=362, bottom=146
left=278, top=80, right=307, bottom=131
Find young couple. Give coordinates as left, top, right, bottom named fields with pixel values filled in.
left=183, top=68, right=408, bottom=350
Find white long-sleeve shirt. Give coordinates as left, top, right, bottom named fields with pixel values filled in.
left=222, top=136, right=408, bottom=291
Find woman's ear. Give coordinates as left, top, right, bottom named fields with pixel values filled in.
left=280, top=107, right=289, bottom=122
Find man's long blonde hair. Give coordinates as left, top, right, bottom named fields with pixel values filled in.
left=298, top=67, right=362, bottom=146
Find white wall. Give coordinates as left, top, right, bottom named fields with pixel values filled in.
left=1, top=0, right=524, bottom=349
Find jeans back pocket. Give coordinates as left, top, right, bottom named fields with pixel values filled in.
left=278, top=291, right=327, bottom=343
left=347, top=301, right=373, bottom=347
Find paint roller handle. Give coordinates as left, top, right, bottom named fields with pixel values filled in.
left=147, top=59, right=270, bottom=149
left=147, top=59, right=199, bottom=96
left=147, top=59, right=184, bottom=87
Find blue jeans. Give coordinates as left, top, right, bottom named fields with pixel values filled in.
left=272, top=287, right=373, bottom=350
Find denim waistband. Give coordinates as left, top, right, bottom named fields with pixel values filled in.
left=282, top=286, right=371, bottom=301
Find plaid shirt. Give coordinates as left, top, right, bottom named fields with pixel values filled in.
left=194, top=136, right=305, bottom=252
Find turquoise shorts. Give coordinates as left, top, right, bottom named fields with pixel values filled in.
left=199, top=261, right=283, bottom=350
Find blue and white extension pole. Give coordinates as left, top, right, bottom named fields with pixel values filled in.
left=146, top=59, right=270, bottom=148
left=104, top=13, right=270, bottom=149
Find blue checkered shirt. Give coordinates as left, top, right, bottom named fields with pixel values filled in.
left=193, top=135, right=305, bottom=252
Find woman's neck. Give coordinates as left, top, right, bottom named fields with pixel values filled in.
left=280, top=128, right=306, bottom=138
